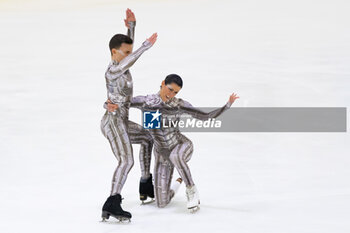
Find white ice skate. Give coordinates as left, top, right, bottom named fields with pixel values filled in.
left=186, top=185, right=200, bottom=213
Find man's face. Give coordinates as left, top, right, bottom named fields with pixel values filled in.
left=112, top=43, right=133, bottom=61
left=160, top=80, right=182, bottom=102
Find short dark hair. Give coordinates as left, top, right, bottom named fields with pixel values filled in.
left=109, top=34, right=133, bottom=52
left=165, top=74, right=183, bottom=88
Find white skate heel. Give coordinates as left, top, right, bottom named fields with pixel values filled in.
left=186, top=185, right=200, bottom=213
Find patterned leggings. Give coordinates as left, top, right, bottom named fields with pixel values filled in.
left=101, top=112, right=153, bottom=195
left=154, top=135, right=194, bottom=207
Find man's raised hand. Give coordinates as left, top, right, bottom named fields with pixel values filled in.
left=146, top=33, right=158, bottom=45
left=124, top=8, right=136, bottom=28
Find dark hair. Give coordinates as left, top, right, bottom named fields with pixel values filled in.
left=109, top=34, right=133, bottom=52
left=165, top=74, right=183, bottom=88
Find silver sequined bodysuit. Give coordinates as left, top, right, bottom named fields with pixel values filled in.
left=105, top=25, right=152, bottom=119
left=100, top=22, right=154, bottom=195
left=131, top=92, right=232, bottom=207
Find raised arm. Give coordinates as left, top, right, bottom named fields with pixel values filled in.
left=124, top=8, right=136, bottom=41
left=107, top=33, right=158, bottom=79
left=127, top=22, right=136, bottom=41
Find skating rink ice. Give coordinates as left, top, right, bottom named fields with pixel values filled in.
left=0, top=0, right=349, bottom=232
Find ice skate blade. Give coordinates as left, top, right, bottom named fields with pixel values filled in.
left=188, top=206, right=200, bottom=213
left=100, top=218, right=131, bottom=223
left=116, top=217, right=131, bottom=223
left=141, top=198, right=155, bottom=205
left=100, top=211, right=131, bottom=223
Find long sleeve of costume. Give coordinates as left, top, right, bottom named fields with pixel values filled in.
left=127, top=21, right=136, bottom=41
left=179, top=100, right=232, bottom=121
left=106, top=40, right=152, bottom=79
left=102, top=95, right=145, bottom=112
left=130, top=95, right=147, bottom=109
left=130, top=96, right=232, bottom=121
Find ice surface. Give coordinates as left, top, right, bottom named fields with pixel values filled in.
left=0, top=0, right=349, bottom=233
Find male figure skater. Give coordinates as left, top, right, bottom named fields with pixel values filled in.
left=106, top=74, right=239, bottom=212
left=100, top=9, right=157, bottom=221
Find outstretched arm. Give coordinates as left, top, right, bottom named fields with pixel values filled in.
left=107, top=33, right=158, bottom=79
left=105, top=93, right=239, bottom=118
left=124, top=8, right=136, bottom=41
left=179, top=93, right=239, bottom=120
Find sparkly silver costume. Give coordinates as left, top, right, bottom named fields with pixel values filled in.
left=100, top=22, right=154, bottom=195
left=131, top=93, right=232, bottom=207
